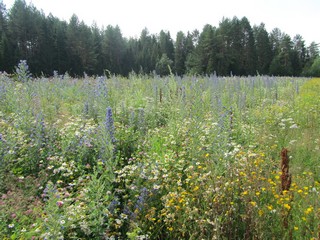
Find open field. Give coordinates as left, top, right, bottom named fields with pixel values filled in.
left=0, top=74, right=320, bottom=239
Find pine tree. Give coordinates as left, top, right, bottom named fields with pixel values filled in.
left=239, top=17, right=256, bottom=75
left=137, top=28, right=158, bottom=74
left=0, top=2, right=10, bottom=71
left=215, top=17, right=234, bottom=75
left=155, top=53, right=173, bottom=76
left=174, top=31, right=187, bottom=75
left=303, top=42, right=320, bottom=75
left=91, top=23, right=104, bottom=75
left=270, top=34, right=294, bottom=75
left=102, top=25, right=125, bottom=75
left=8, top=0, right=41, bottom=70
left=0, top=1, right=317, bottom=77
left=269, top=28, right=284, bottom=57
left=253, top=23, right=272, bottom=75
left=159, top=30, right=174, bottom=62
left=186, top=26, right=217, bottom=75
left=291, top=34, right=306, bottom=75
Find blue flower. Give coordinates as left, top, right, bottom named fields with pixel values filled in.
left=105, top=107, right=116, bottom=144
left=15, top=60, right=32, bottom=82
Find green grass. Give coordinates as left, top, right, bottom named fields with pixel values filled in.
left=0, top=74, right=319, bottom=239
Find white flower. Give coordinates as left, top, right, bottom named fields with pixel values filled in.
left=311, top=187, right=318, bottom=193
left=233, top=147, right=240, bottom=153
left=289, top=124, right=298, bottom=129
left=289, top=140, right=297, bottom=145
left=8, top=224, right=14, bottom=228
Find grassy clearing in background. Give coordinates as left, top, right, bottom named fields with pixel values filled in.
left=0, top=74, right=319, bottom=239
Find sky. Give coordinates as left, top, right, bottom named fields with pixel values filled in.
left=2, top=0, right=320, bottom=45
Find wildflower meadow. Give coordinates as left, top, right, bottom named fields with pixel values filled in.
left=0, top=69, right=319, bottom=239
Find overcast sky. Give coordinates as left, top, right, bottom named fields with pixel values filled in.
left=2, top=0, right=320, bottom=45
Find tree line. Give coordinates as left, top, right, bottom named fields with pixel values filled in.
left=0, top=0, right=319, bottom=77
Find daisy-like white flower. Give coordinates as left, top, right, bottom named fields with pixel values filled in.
left=289, top=124, right=298, bottom=129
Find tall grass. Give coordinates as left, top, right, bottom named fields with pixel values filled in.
left=0, top=72, right=319, bottom=239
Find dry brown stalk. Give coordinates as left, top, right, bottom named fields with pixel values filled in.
left=280, top=148, right=293, bottom=239
left=281, top=148, right=291, bottom=192
left=159, top=88, right=163, bottom=103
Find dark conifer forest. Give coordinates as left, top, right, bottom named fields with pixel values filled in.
left=0, top=0, right=319, bottom=77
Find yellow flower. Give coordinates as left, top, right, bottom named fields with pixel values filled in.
left=242, top=191, right=248, bottom=196
left=284, top=203, right=291, bottom=210
left=168, top=227, right=173, bottom=231
left=294, top=226, right=299, bottom=231
left=267, top=205, right=273, bottom=211
left=258, top=210, right=264, bottom=216
left=305, top=207, right=313, bottom=215
left=268, top=178, right=276, bottom=186
left=250, top=201, right=257, bottom=207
